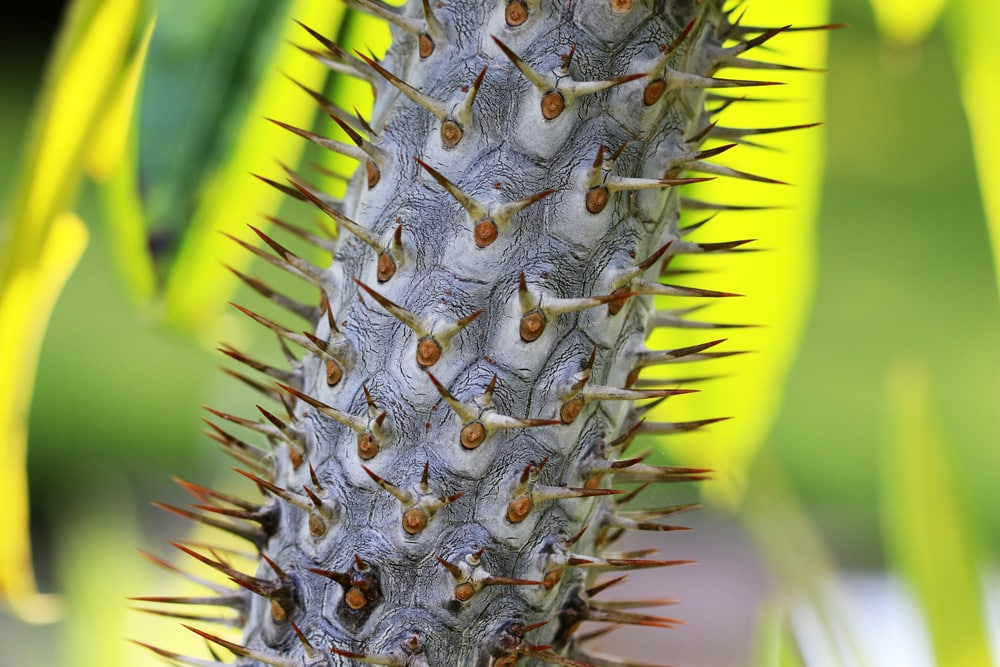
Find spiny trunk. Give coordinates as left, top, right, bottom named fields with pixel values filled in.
left=138, top=1, right=819, bottom=665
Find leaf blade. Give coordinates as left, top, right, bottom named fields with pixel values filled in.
left=648, top=0, right=832, bottom=505
left=161, top=0, right=348, bottom=335
left=880, top=361, right=993, bottom=667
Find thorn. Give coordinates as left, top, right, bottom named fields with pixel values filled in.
left=264, top=213, right=337, bottom=254
left=292, top=20, right=376, bottom=85
left=152, top=502, right=266, bottom=548
left=344, top=0, right=422, bottom=35
left=289, top=619, right=318, bottom=659
left=276, top=382, right=367, bottom=432
left=577, top=607, right=684, bottom=629
left=283, top=73, right=368, bottom=133
left=222, top=264, right=316, bottom=322
left=202, top=405, right=276, bottom=440
left=169, top=543, right=275, bottom=598
left=173, top=476, right=259, bottom=511
left=129, top=640, right=231, bottom=667
left=638, top=416, right=732, bottom=434
left=606, top=461, right=713, bottom=484
left=302, top=485, right=325, bottom=510
left=328, top=645, right=403, bottom=666
left=491, top=35, right=551, bottom=91
left=615, top=503, right=700, bottom=523
left=361, top=465, right=414, bottom=504
left=134, top=548, right=231, bottom=595
left=307, top=463, right=325, bottom=494
left=424, top=370, right=480, bottom=423
left=129, top=606, right=240, bottom=626
left=626, top=277, right=742, bottom=298
left=415, top=158, right=553, bottom=245
left=492, top=36, right=645, bottom=119
left=710, top=121, right=822, bottom=146
left=438, top=552, right=540, bottom=602
left=519, top=274, right=636, bottom=341
left=354, top=278, right=480, bottom=366
left=231, top=468, right=314, bottom=512
left=680, top=197, right=779, bottom=212
left=183, top=625, right=299, bottom=667
left=218, top=342, right=295, bottom=383
left=201, top=420, right=271, bottom=472
left=355, top=52, right=450, bottom=120
left=453, top=66, right=488, bottom=129
left=532, top=485, right=625, bottom=503
left=251, top=172, right=308, bottom=201
left=614, top=482, right=652, bottom=506
left=687, top=160, right=788, bottom=185
left=435, top=555, right=464, bottom=579
left=630, top=338, right=740, bottom=370
left=256, top=405, right=306, bottom=456
left=286, top=177, right=382, bottom=251
left=585, top=574, right=628, bottom=598
left=222, top=229, right=324, bottom=287
left=605, top=175, right=712, bottom=192
left=267, top=116, right=367, bottom=162
left=229, top=303, right=331, bottom=360
left=127, top=593, right=244, bottom=608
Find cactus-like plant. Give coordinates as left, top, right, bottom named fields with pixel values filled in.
left=135, top=1, right=827, bottom=664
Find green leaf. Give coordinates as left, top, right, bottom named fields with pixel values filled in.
left=0, top=0, right=151, bottom=622
left=880, top=360, right=993, bottom=667
left=0, top=212, right=86, bottom=624
left=90, top=16, right=158, bottom=302
left=869, top=0, right=949, bottom=46
left=743, top=456, right=872, bottom=667
left=947, top=1, right=1000, bottom=306
left=649, top=1, right=832, bottom=505
left=752, top=599, right=807, bottom=667
left=160, top=0, right=348, bottom=336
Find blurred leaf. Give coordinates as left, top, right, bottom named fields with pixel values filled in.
left=85, top=15, right=156, bottom=180
left=0, top=0, right=151, bottom=622
left=56, top=473, right=146, bottom=667
left=753, top=599, right=807, bottom=667
left=91, top=16, right=158, bottom=302
left=650, top=2, right=832, bottom=505
left=0, top=211, right=86, bottom=623
left=880, top=360, right=993, bottom=667
left=161, top=0, right=348, bottom=337
left=744, top=455, right=871, bottom=667
left=869, top=0, right=949, bottom=46
left=139, top=0, right=299, bottom=243
left=947, top=1, right=1000, bottom=304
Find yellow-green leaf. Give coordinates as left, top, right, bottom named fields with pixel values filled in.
left=90, top=15, right=158, bottom=302
left=0, top=0, right=149, bottom=622
left=0, top=211, right=87, bottom=623
left=869, top=0, right=949, bottom=47
left=3, top=0, right=142, bottom=260
left=743, top=456, right=871, bottom=667
left=162, top=0, right=348, bottom=337
left=753, top=599, right=807, bottom=667
left=880, top=360, right=993, bottom=667
left=947, top=1, right=1000, bottom=305
left=649, top=1, right=832, bottom=505
left=84, top=13, right=156, bottom=180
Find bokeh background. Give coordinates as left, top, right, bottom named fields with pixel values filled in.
left=1, top=0, right=997, bottom=665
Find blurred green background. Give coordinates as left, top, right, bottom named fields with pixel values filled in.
left=1, top=0, right=997, bottom=665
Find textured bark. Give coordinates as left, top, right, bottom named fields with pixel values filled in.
left=140, top=1, right=800, bottom=665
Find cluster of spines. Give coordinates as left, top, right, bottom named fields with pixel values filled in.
left=134, top=2, right=837, bottom=665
